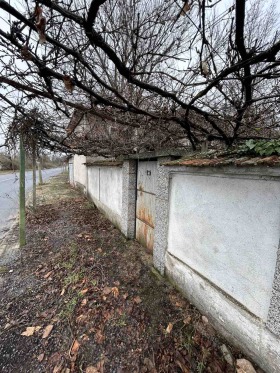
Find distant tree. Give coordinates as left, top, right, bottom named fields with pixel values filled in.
left=0, top=153, right=13, bottom=170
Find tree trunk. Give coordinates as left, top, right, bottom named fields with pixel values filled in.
left=19, top=135, right=26, bottom=247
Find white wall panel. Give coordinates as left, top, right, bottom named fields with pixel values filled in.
left=168, top=173, right=280, bottom=320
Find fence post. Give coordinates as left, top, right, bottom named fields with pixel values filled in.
left=19, top=135, right=26, bottom=247
left=32, top=141, right=36, bottom=210
left=38, top=159, right=43, bottom=185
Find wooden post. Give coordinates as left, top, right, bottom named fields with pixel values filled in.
left=38, top=159, right=43, bottom=185
left=19, top=135, right=26, bottom=247
left=32, top=140, right=36, bottom=210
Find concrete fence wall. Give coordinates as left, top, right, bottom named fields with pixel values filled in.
left=167, top=172, right=280, bottom=320
left=87, top=165, right=123, bottom=230
left=154, top=165, right=280, bottom=373
left=70, top=154, right=280, bottom=373
left=71, top=156, right=136, bottom=238
left=73, top=154, right=87, bottom=192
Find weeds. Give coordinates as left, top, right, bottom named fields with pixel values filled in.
left=61, top=243, right=78, bottom=271
left=197, top=361, right=205, bottom=373
left=112, top=313, right=127, bottom=327
left=91, top=279, right=98, bottom=286
left=59, top=295, right=80, bottom=319
left=63, top=271, right=83, bottom=287
left=0, top=266, right=8, bottom=274
left=84, top=201, right=95, bottom=210
left=180, top=326, right=195, bottom=355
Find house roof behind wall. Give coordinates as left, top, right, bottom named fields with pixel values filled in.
left=66, top=107, right=279, bottom=159
left=66, top=108, right=192, bottom=158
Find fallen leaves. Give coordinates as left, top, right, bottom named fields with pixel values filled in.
left=76, top=314, right=88, bottom=324
left=37, top=353, right=45, bottom=362
left=70, top=339, right=80, bottom=355
left=86, top=367, right=99, bottom=373
left=70, top=339, right=80, bottom=371
left=39, top=308, right=56, bottom=320
left=96, top=358, right=105, bottom=373
left=133, top=296, right=142, bottom=304
left=86, top=358, right=106, bottom=373
left=102, top=286, right=119, bottom=298
left=111, top=287, right=119, bottom=298
left=123, top=292, right=129, bottom=299
left=168, top=293, right=186, bottom=309
left=183, top=316, right=192, bottom=325
left=21, top=326, right=41, bottom=336
left=201, top=315, right=209, bottom=324
left=166, top=323, right=173, bottom=334
left=175, top=351, right=190, bottom=373
left=81, top=298, right=88, bottom=306
left=53, top=360, right=67, bottom=373
left=44, top=270, right=53, bottom=279
left=95, top=329, right=105, bottom=344
left=76, top=232, right=93, bottom=240
left=47, top=351, right=68, bottom=373
left=42, top=324, right=54, bottom=339
left=103, top=309, right=114, bottom=321
left=102, top=286, right=111, bottom=295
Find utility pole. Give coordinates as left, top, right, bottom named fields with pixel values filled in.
left=19, top=135, right=26, bottom=247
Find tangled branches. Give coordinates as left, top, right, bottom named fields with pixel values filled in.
left=0, top=0, right=279, bottom=156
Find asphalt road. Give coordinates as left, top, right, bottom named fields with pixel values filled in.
left=0, top=168, right=63, bottom=236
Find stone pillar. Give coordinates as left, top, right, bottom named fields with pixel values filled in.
left=121, top=160, right=137, bottom=239
left=153, top=157, right=172, bottom=274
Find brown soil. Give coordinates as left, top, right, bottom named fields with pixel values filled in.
left=0, top=174, right=242, bottom=373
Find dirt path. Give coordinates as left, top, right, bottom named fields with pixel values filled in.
left=0, top=174, right=244, bottom=373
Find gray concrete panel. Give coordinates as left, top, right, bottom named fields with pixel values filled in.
left=167, top=173, right=280, bottom=320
